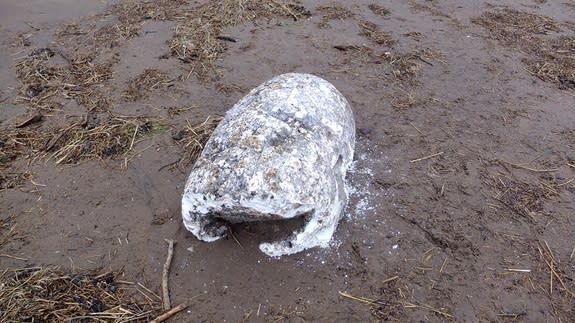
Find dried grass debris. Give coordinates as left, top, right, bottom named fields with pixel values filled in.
left=172, top=116, right=222, bottom=170
left=0, top=171, right=32, bottom=190
left=1, top=113, right=168, bottom=182
left=390, top=87, right=417, bottom=109
left=316, top=5, right=354, bottom=27
left=14, top=48, right=113, bottom=111
left=0, top=215, right=25, bottom=249
left=0, top=128, right=37, bottom=189
left=403, top=31, right=424, bottom=41
left=368, top=4, right=391, bottom=16
left=408, top=1, right=449, bottom=18
left=71, top=0, right=189, bottom=51
left=111, top=0, right=188, bottom=24
left=215, top=82, right=244, bottom=94
left=333, top=45, right=427, bottom=80
left=473, top=8, right=575, bottom=89
left=472, top=8, right=562, bottom=40
left=125, top=69, right=174, bottom=101
left=339, top=285, right=407, bottom=321
left=93, top=23, right=140, bottom=49
left=523, top=35, right=575, bottom=89
left=169, top=1, right=310, bottom=78
left=358, top=20, right=397, bottom=46
left=40, top=114, right=169, bottom=165
left=0, top=266, right=161, bottom=322
left=483, top=172, right=559, bottom=220
left=537, top=240, right=575, bottom=297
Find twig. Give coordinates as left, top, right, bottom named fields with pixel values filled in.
left=410, top=152, right=444, bottom=163
left=228, top=230, right=244, bottom=249
left=216, top=35, right=237, bottom=42
left=137, top=282, right=162, bottom=300
left=505, top=268, right=531, bottom=273
left=382, top=275, right=400, bottom=284
left=539, top=241, right=575, bottom=297
left=500, top=160, right=558, bottom=172
left=338, top=291, right=377, bottom=305
left=557, top=176, right=575, bottom=187
left=403, top=301, right=454, bottom=318
left=408, top=121, right=425, bottom=135
left=150, top=303, right=188, bottom=323
left=0, top=254, right=29, bottom=261
left=127, top=123, right=139, bottom=152
left=414, top=54, right=434, bottom=66
left=25, top=22, right=41, bottom=30
left=440, top=257, right=448, bottom=273
left=158, top=159, right=180, bottom=172
left=498, top=312, right=526, bottom=317
left=162, top=239, right=176, bottom=310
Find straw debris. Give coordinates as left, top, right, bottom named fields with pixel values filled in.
left=473, top=8, right=575, bottom=89
left=215, top=82, right=244, bottom=94
left=408, top=1, right=449, bottom=18
left=169, top=0, right=310, bottom=79
left=14, top=48, right=113, bottom=111
left=316, top=5, right=354, bottom=28
left=359, top=20, right=397, bottom=46
left=339, top=287, right=406, bottom=320
left=125, top=69, right=174, bottom=101
left=91, top=0, right=189, bottom=49
left=0, top=171, right=32, bottom=191
left=334, top=46, right=431, bottom=81
left=472, top=8, right=563, bottom=40
left=172, top=116, right=223, bottom=170
left=111, top=0, right=188, bottom=24
left=0, top=128, right=37, bottom=189
left=368, top=4, right=391, bottom=16
left=39, top=114, right=169, bottom=165
left=0, top=215, right=25, bottom=250
left=0, top=112, right=167, bottom=168
left=482, top=172, right=559, bottom=220
left=332, top=46, right=444, bottom=110
left=0, top=266, right=161, bottom=322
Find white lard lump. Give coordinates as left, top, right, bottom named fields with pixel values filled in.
left=182, top=73, right=355, bottom=257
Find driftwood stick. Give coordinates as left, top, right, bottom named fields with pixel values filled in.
left=410, top=151, right=444, bottom=163
left=150, top=303, right=188, bottom=323
left=162, top=239, right=176, bottom=310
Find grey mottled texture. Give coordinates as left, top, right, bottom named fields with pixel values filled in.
left=182, top=73, right=355, bottom=257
